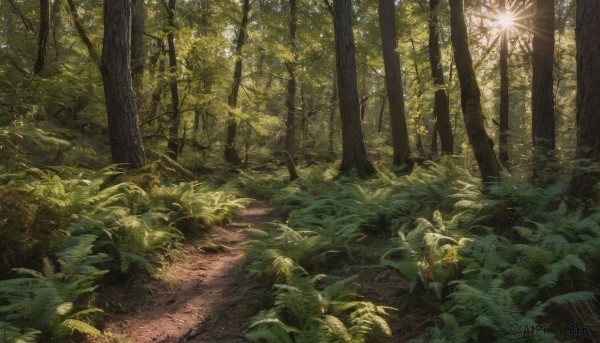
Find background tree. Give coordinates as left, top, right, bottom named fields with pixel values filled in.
left=531, top=0, right=555, bottom=180
left=284, top=0, right=299, bottom=181
left=449, top=0, right=502, bottom=182
left=498, top=0, right=509, bottom=167
left=427, top=0, right=453, bottom=155
left=378, top=0, right=413, bottom=170
left=333, top=0, right=376, bottom=177
left=166, top=0, right=181, bottom=160
left=569, top=0, right=600, bottom=201
left=225, top=0, right=251, bottom=165
left=33, top=0, right=50, bottom=75
left=100, top=0, right=145, bottom=168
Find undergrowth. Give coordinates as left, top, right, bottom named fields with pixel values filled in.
left=0, top=157, right=246, bottom=341
left=240, top=158, right=599, bottom=342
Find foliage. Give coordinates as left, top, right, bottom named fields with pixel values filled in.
left=0, top=235, right=107, bottom=341
left=246, top=270, right=392, bottom=343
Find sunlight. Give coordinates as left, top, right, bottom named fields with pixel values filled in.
left=498, top=13, right=514, bottom=29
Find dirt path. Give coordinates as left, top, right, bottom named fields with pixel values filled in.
left=91, top=199, right=275, bottom=343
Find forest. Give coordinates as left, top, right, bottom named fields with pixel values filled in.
left=0, top=0, right=599, bottom=342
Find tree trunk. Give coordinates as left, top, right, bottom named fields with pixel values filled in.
left=166, top=0, right=180, bottom=160
left=328, top=72, right=337, bottom=154
left=67, top=0, right=99, bottom=63
left=499, top=0, right=509, bottom=168
left=224, top=0, right=250, bottom=165
left=34, top=0, right=50, bottom=75
left=448, top=0, right=501, bottom=182
left=131, top=0, right=144, bottom=93
left=531, top=0, right=555, bottom=180
left=378, top=0, right=412, bottom=169
left=334, top=0, right=375, bottom=178
left=284, top=0, right=299, bottom=181
left=569, top=0, right=600, bottom=201
left=377, top=94, right=386, bottom=135
left=428, top=0, right=453, bottom=155
left=51, top=0, right=63, bottom=60
left=100, top=0, right=145, bottom=168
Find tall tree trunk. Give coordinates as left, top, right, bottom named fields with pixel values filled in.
left=100, top=0, right=145, bottom=168
left=34, top=0, right=50, bottom=75
left=428, top=0, right=453, bottom=155
left=499, top=0, right=509, bottom=167
left=284, top=0, right=299, bottom=181
left=51, top=0, right=63, bottom=60
left=377, top=94, right=386, bottom=135
left=531, top=0, right=555, bottom=180
left=225, top=0, right=250, bottom=165
left=449, top=0, right=501, bottom=182
left=333, top=0, right=375, bottom=178
left=166, top=0, right=180, bottom=160
left=328, top=72, right=337, bottom=154
left=569, top=0, right=600, bottom=201
left=378, top=0, right=412, bottom=169
left=131, top=0, right=144, bottom=93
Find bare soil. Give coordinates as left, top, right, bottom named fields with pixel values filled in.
left=89, top=200, right=274, bottom=343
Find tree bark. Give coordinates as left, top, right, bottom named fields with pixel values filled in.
left=531, top=0, right=555, bottom=179
left=34, top=0, right=51, bottom=75
left=166, top=0, right=180, bottom=160
left=334, top=0, right=375, bottom=178
left=428, top=0, right=453, bottom=155
left=100, top=0, right=146, bottom=168
left=224, top=0, right=250, bottom=165
left=569, top=0, right=600, bottom=200
left=131, top=0, right=144, bottom=93
left=284, top=0, right=299, bottom=181
left=329, top=72, right=337, bottom=154
left=378, top=0, right=412, bottom=169
left=449, top=0, right=501, bottom=182
left=499, top=0, right=509, bottom=167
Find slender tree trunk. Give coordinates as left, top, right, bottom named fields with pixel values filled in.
left=378, top=0, right=412, bottom=170
left=430, top=121, right=439, bottom=156
left=499, top=0, right=509, bottom=167
left=377, top=94, right=386, bottom=135
left=166, top=0, right=180, bottom=160
left=34, top=0, right=50, bottom=75
left=449, top=0, right=501, bottom=182
left=100, top=0, right=145, bottom=168
left=333, top=0, right=375, bottom=178
left=131, top=0, right=144, bottom=93
left=569, top=0, right=600, bottom=200
left=532, top=0, right=555, bottom=180
left=225, top=0, right=250, bottom=165
left=328, top=72, right=337, bottom=154
left=66, top=0, right=99, bottom=63
left=284, top=0, right=299, bottom=181
left=428, top=0, right=453, bottom=154
left=51, top=0, right=63, bottom=60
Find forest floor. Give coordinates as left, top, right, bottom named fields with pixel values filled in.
left=87, top=199, right=275, bottom=343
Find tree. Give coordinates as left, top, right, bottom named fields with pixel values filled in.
left=34, top=0, right=50, bottom=75
left=284, top=0, right=299, bottom=181
left=448, top=0, right=502, bottom=182
left=531, top=0, right=555, bottom=179
left=100, top=0, right=146, bottom=168
left=569, top=0, right=600, bottom=200
left=224, top=0, right=251, bottom=165
left=131, top=0, right=144, bottom=92
left=428, top=0, right=453, bottom=155
left=378, top=0, right=413, bottom=170
left=499, top=0, right=509, bottom=167
left=333, top=0, right=375, bottom=178
left=166, top=0, right=181, bottom=160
